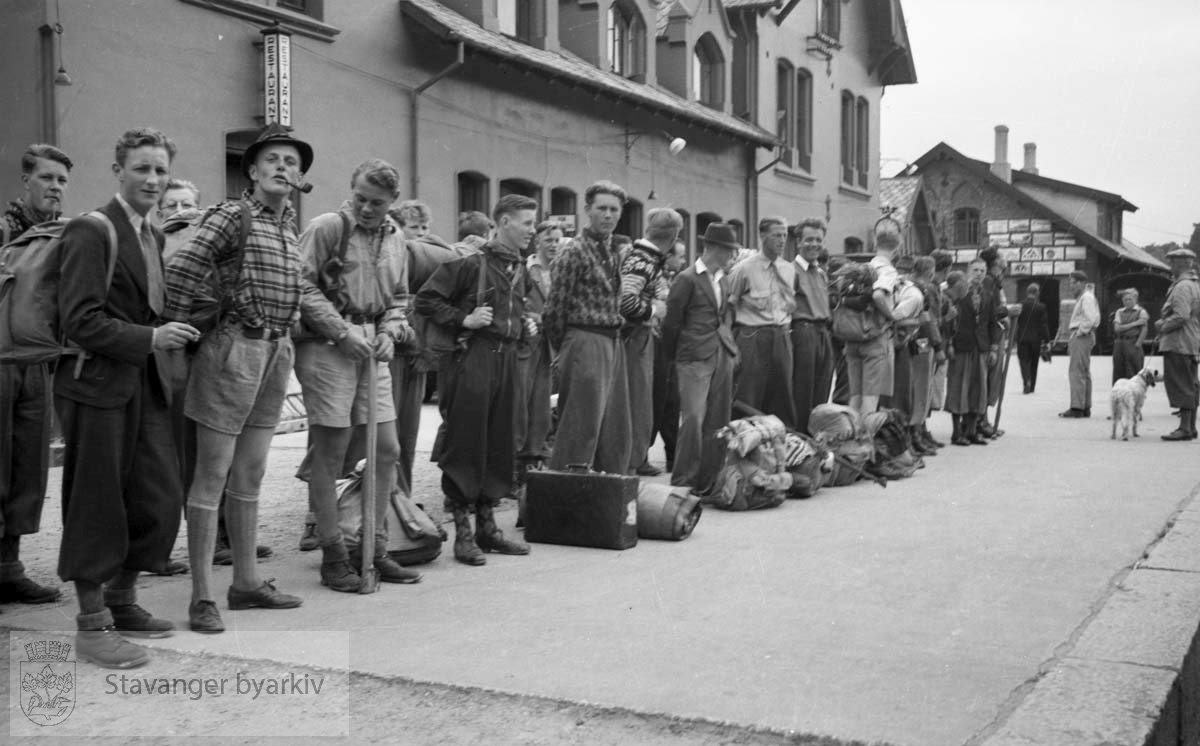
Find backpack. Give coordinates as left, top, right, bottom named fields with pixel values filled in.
left=170, top=200, right=256, bottom=335
left=0, top=212, right=118, bottom=365
left=335, top=462, right=444, bottom=566
left=410, top=250, right=490, bottom=372
left=830, top=261, right=887, bottom=343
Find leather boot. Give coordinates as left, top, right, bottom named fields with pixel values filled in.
left=1189, top=409, right=1198, bottom=440
left=349, top=542, right=422, bottom=584
left=921, top=424, right=945, bottom=449
left=452, top=507, right=486, bottom=566
left=951, top=415, right=968, bottom=446
left=966, top=415, right=989, bottom=445
left=909, top=427, right=935, bottom=456
left=319, top=541, right=362, bottom=593
left=1163, top=410, right=1194, bottom=441
left=475, top=502, right=530, bottom=556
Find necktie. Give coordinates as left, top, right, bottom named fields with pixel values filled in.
left=140, top=221, right=165, bottom=315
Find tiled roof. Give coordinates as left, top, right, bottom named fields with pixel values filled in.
left=908, top=142, right=1166, bottom=271
left=879, top=176, right=922, bottom=226
left=401, top=0, right=776, bottom=148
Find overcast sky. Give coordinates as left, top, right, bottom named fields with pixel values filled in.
left=879, top=0, right=1199, bottom=247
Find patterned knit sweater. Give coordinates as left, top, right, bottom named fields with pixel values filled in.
left=618, top=238, right=667, bottom=325
left=543, top=228, right=624, bottom=347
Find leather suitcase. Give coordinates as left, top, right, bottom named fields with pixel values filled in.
left=525, top=467, right=638, bottom=550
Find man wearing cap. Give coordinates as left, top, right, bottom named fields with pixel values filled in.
left=295, top=158, right=420, bottom=591
left=165, top=124, right=344, bottom=633
left=790, top=218, right=833, bottom=434
left=726, top=216, right=795, bottom=427
left=56, top=128, right=200, bottom=667
left=663, top=223, right=740, bottom=494
left=0, top=143, right=73, bottom=607
left=543, top=180, right=632, bottom=474
left=1058, top=270, right=1099, bottom=418
left=620, top=207, right=683, bottom=476
left=1156, top=248, right=1200, bottom=440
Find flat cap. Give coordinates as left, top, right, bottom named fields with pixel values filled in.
left=1166, top=247, right=1196, bottom=259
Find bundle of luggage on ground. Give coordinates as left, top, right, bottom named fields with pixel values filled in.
left=808, top=404, right=924, bottom=486
left=707, top=414, right=835, bottom=510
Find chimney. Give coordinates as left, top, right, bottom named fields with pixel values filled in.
left=1022, top=142, right=1038, bottom=175
left=991, top=125, right=1011, bottom=183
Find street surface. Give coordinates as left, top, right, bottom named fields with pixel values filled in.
left=3, top=355, right=1198, bottom=745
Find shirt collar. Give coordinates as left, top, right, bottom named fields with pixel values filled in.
left=695, top=257, right=724, bottom=280
left=795, top=254, right=811, bottom=271
left=114, top=193, right=147, bottom=235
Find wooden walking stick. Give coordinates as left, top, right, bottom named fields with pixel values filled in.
left=992, top=318, right=1019, bottom=432
left=359, top=352, right=380, bottom=594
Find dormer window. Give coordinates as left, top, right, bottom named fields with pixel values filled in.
left=693, top=33, right=724, bottom=109
left=499, top=0, right=537, bottom=42
left=607, top=1, right=645, bottom=78
left=818, top=0, right=840, bottom=40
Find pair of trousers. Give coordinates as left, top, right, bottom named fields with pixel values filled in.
left=1068, top=332, right=1094, bottom=411
left=514, top=336, right=552, bottom=461
left=435, top=338, right=518, bottom=509
left=1111, top=338, right=1144, bottom=384
left=733, top=325, right=795, bottom=427
left=548, top=328, right=631, bottom=475
left=624, top=326, right=656, bottom=470
left=1163, top=351, right=1199, bottom=409
left=672, top=348, right=733, bottom=494
left=908, top=348, right=933, bottom=426
left=1016, top=340, right=1042, bottom=391
left=651, top=333, right=680, bottom=465
left=790, top=322, right=834, bottom=434
left=0, top=362, right=51, bottom=536
left=389, top=354, right=427, bottom=496
left=56, top=373, right=182, bottom=584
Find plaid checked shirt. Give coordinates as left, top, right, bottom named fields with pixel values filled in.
left=163, top=191, right=342, bottom=337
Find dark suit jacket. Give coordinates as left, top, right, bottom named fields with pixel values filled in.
left=1016, top=300, right=1050, bottom=344
left=951, top=294, right=1001, bottom=354
left=662, top=265, right=738, bottom=363
left=55, top=197, right=165, bottom=408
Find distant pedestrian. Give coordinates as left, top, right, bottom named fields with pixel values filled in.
left=1059, top=271, right=1099, bottom=418
left=1015, top=283, right=1050, bottom=394
left=946, top=274, right=999, bottom=445
left=663, top=223, right=740, bottom=494
left=1111, top=288, right=1148, bottom=384
left=1156, top=249, right=1200, bottom=440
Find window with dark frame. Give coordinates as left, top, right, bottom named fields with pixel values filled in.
left=693, top=34, right=724, bottom=109
left=776, top=60, right=795, bottom=168
left=855, top=97, right=869, bottom=189
left=458, top=171, right=490, bottom=216
left=819, top=0, right=840, bottom=40
left=952, top=208, right=981, bottom=247
left=276, top=0, right=323, bottom=21
left=499, top=0, right=537, bottom=42
left=796, top=69, right=812, bottom=171
left=607, top=1, right=645, bottom=78
left=840, top=91, right=854, bottom=185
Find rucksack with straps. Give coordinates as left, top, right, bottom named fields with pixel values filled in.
left=173, top=199, right=254, bottom=335
left=0, top=212, right=119, bottom=365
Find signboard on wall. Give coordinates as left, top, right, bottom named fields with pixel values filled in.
left=547, top=214, right=577, bottom=234
left=262, top=26, right=292, bottom=126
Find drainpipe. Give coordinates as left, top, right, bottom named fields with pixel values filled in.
left=410, top=40, right=465, bottom=198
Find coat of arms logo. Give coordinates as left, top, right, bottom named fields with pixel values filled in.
left=19, top=639, right=75, bottom=725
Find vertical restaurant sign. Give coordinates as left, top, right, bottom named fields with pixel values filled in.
left=262, top=25, right=292, bottom=126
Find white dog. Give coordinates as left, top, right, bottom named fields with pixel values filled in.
left=1110, top=367, right=1159, bottom=440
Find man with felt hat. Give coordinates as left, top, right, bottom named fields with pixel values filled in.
left=164, top=123, right=345, bottom=633
left=662, top=222, right=741, bottom=494
left=1157, top=247, right=1200, bottom=440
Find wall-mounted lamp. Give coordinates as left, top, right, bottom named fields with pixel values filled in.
left=53, top=0, right=71, bottom=86
left=624, top=128, right=687, bottom=164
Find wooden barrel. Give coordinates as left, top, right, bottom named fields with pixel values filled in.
left=636, top=483, right=702, bottom=541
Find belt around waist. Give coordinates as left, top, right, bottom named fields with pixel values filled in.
left=241, top=326, right=288, bottom=341
left=566, top=324, right=621, bottom=339
left=791, top=318, right=830, bottom=327
left=342, top=312, right=382, bottom=325
left=734, top=323, right=788, bottom=330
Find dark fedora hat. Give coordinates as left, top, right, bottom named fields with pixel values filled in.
left=242, top=122, right=314, bottom=177
left=701, top=222, right=741, bottom=251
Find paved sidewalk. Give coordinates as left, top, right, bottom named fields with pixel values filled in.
left=3, top=356, right=1198, bottom=745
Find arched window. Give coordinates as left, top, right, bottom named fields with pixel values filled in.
left=952, top=208, right=980, bottom=247
left=550, top=186, right=577, bottom=233
left=607, top=1, right=645, bottom=79
left=727, top=219, right=745, bottom=245
left=855, top=97, right=870, bottom=189
left=776, top=61, right=813, bottom=172
left=675, top=208, right=691, bottom=256
left=696, top=211, right=722, bottom=254
left=458, top=171, right=490, bottom=215
left=692, top=34, right=724, bottom=109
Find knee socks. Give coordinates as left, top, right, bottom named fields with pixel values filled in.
left=224, top=488, right=261, bottom=591
left=187, top=502, right=220, bottom=602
